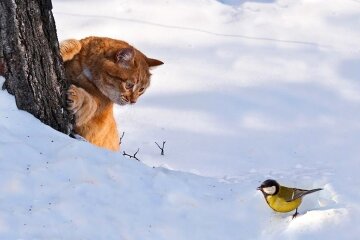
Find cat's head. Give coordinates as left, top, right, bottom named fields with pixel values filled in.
left=89, top=46, right=163, bottom=105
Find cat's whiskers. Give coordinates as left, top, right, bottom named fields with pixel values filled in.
left=120, top=96, right=129, bottom=105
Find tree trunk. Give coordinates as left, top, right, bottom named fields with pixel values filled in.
left=0, top=0, right=72, bottom=134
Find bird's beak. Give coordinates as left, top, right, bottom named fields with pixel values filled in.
left=257, top=186, right=261, bottom=191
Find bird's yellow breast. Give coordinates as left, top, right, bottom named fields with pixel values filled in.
left=265, top=187, right=302, bottom=213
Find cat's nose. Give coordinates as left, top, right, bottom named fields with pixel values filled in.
left=130, top=99, right=137, bottom=104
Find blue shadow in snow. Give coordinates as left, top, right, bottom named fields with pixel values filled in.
left=140, top=83, right=357, bottom=126
left=339, top=58, right=360, bottom=82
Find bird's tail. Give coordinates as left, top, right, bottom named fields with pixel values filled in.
left=287, top=188, right=323, bottom=202
left=304, top=188, right=323, bottom=196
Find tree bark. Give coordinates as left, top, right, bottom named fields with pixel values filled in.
left=0, top=0, right=72, bottom=134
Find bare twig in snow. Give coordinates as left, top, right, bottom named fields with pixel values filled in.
left=155, top=141, right=166, bottom=155
left=123, top=148, right=140, bottom=161
left=119, top=132, right=125, bottom=145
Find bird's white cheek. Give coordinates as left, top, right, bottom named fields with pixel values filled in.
left=263, top=186, right=276, bottom=195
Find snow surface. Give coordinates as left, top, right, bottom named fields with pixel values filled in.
left=1, top=0, right=360, bottom=239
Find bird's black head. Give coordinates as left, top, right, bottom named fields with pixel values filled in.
left=257, top=179, right=280, bottom=196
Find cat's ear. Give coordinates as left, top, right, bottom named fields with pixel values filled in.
left=115, top=48, right=135, bottom=66
left=146, top=57, right=164, bottom=68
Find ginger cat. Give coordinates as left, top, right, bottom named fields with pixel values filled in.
left=60, top=36, right=163, bottom=151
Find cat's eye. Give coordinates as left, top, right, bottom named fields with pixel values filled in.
left=139, top=88, right=145, bottom=93
left=125, top=82, right=134, bottom=90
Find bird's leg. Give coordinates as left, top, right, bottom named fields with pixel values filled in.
left=292, top=208, right=299, bottom=219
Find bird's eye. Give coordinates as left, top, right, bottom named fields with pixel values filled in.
left=125, top=82, right=134, bottom=89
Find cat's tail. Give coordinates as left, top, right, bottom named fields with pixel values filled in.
left=60, top=39, right=82, bottom=62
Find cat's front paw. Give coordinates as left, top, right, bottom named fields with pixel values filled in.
left=67, top=84, right=84, bottom=113
left=67, top=85, right=97, bottom=127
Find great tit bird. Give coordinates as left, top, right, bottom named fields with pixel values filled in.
left=257, top=179, right=322, bottom=218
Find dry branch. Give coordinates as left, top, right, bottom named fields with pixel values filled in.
left=155, top=141, right=166, bottom=155
left=119, top=132, right=125, bottom=145
left=123, top=148, right=140, bottom=161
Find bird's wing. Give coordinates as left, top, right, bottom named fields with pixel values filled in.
left=286, top=188, right=323, bottom=202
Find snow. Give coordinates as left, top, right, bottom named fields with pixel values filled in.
left=1, top=0, right=360, bottom=238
